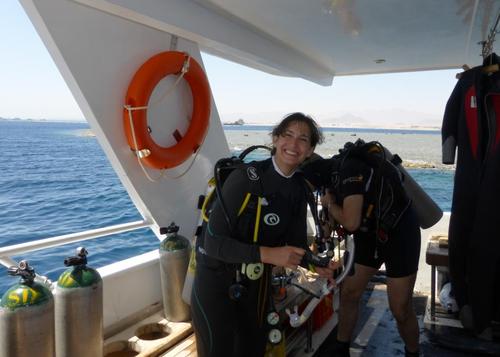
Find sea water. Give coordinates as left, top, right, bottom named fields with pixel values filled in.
left=0, top=121, right=454, bottom=293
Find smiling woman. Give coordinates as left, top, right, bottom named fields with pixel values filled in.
left=270, top=112, right=322, bottom=176
left=190, top=112, right=337, bottom=357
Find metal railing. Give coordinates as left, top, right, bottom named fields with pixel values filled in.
left=0, top=219, right=153, bottom=270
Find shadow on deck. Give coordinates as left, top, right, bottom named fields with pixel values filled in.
left=314, top=280, right=500, bottom=356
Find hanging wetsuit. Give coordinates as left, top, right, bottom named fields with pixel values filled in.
left=191, top=158, right=310, bottom=357
left=442, top=53, right=500, bottom=333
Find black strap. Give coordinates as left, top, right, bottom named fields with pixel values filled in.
left=214, top=160, right=266, bottom=235
left=303, top=180, right=323, bottom=242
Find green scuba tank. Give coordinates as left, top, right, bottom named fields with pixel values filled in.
left=55, top=247, right=103, bottom=357
left=159, top=222, right=191, bottom=322
left=0, top=260, right=55, bottom=357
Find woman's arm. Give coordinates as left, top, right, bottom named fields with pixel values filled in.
left=260, top=246, right=305, bottom=269
left=324, top=191, right=363, bottom=232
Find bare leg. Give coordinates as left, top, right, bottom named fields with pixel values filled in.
left=386, top=273, right=419, bottom=352
left=337, top=263, right=378, bottom=342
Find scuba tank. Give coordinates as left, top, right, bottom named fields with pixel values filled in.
left=382, top=147, right=443, bottom=229
left=181, top=241, right=197, bottom=305
left=182, top=177, right=218, bottom=305
left=159, top=222, right=191, bottom=321
left=55, top=247, right=103, bottom=357
left=0, top=260, right=55, bottom=357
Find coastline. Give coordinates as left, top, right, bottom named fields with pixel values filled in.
left=0, top=117, right=86, bottom=124
left=223, top=123, right=440, bottom=133
left=1, top=118, right=439, bottom=132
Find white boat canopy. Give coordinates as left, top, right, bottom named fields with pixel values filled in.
left=70, top=0, right=500, bottom=85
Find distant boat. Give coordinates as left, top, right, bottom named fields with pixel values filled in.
left=223, top=119, right=245, bottom=125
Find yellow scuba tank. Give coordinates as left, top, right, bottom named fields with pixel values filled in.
left=0, top=260, right=55, bottom=357
left=159, top=222, right=191, bottom=322
left=182, top=178, right=216, bottom=305
left=55, top=247, right=103, bottom=357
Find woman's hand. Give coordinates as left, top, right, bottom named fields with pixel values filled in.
left=320, top=189, right=337, bottom=218
left=320, top=189, right=334, bottom=207
left=320, top=189, right=336, bottom=234
left=260, top=246, right=305, bottom=269
left=314, top=259, right=342, bottom=284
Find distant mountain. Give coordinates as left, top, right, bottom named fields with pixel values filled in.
left=0, top=116, right=85, bottom=123
left=219, top=109, right=442, bottom=129
left=324, top=113, right=368, bottom=127
left=0, top=116, right=23, bottom=121
left=321, top=110, right=441, bottom=129
left=0, top=116, right=49, bottom=121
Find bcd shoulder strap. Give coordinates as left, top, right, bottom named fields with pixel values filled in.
left=200, top=158, right=267, bottom=234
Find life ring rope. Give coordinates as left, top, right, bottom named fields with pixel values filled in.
left=125, top=103, right=206, bottom=182
left=123, top=52, right=211, bottom=180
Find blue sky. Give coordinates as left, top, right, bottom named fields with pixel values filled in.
left=1, top=1, right=462, bottom=127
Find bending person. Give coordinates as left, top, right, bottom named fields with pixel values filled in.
left=191, top=113, right=338, bottom=357
left=305, top=151, right=421, bottom=357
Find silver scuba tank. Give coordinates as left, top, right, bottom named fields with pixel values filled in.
left=55, top=247, right=103, bottom=357
left=159, top=222, right=191, bottom=322
left=0, top=260, right=55, bottom=357
left=384, top=147, right=443, bottom=229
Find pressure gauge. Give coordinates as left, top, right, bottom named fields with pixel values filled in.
left=245, top=262, right=264, bottom=280
left=268, top=328, right=282, bottom=344
left=266, top=311, right=280, bottom=326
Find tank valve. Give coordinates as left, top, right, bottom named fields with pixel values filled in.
left=7, top=260, right=36, bottom=284
left=64, top=246, right=88, bottom=267
left=160, top=222, right=180, bottom=235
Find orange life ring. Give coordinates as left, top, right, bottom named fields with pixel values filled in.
left=123, top=51, right=211, bottom=169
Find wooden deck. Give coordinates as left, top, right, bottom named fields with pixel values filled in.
left=313, top=279, right=500, bottom=356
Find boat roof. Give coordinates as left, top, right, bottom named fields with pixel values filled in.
left=72, top=0, right=500, bottom=85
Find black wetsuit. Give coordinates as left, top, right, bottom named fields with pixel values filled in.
left=338, top=158, right=420, bottom=277
left=442, top=53, right=500, bottom=332
left=191, top=158, right=309, bottom=357
left=304, top=156, right=420, bottom=277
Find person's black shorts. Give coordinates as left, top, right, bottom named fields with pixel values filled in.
left=353, top=207, right=421, bottom=278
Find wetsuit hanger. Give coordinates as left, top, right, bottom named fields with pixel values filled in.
left=480, top=10, right=500, bottom=74
left=456, top=10, right=500, bottom=79
left=481, top=53, right=499, bottom=74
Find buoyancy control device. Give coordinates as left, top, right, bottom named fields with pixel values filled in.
left=183, top=146, right=277, bottom=304
left=322, top=139, right=442, bottom=233
left=198, top=146, right=334, bottom=268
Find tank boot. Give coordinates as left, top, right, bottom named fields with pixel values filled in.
left=404, top=346, right=419, bottom=357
